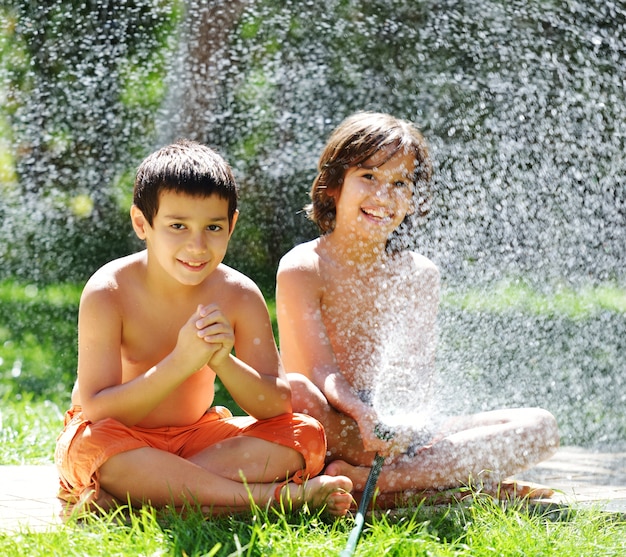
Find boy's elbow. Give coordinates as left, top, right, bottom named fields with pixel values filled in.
left=241, top=382, right=292, bottom=419
left=268, top=383, right=293, bottom=417
left=273, top=401, right=294, bottom=419
left=80, top=398, right=138, bottom=427
left=276, top=381, right=293, bottom=414
left=80, top=400, right=108, bottom=424
left=251, top=400, right=293, bottom=420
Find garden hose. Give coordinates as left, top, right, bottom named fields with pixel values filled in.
left=339, top=453, right=385, bottom=557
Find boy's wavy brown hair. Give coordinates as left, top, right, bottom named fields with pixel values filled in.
left=306, top=112, right=432, bottom=250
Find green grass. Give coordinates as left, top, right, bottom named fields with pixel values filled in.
left=0, top=496, right=625, bottom=556
left=0, top=281, right=80, bottom=403
left=0, top=395, right=63, bottom=465
left=442, top=279, right=626, bottom=318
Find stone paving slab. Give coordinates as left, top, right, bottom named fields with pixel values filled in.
left=0, top=465, right=63, bottom=532
left=1, top=446, right=625, bottom=532
left=513, top=446, right=626, bottom=514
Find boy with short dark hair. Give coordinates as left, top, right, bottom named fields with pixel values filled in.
left=56, top=139, right=352, bottom=516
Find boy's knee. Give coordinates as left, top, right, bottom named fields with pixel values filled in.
left=287, top=373, right=322, bottom=412
left=287, top=372, right=312, bottom=389
left=538, top=408, right=560, bottom=444
left=526, top=408, right=560, bottom=456
left=531, top=408, right=558, bottom=430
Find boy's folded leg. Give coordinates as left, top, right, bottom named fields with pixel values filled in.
left=235, top=412, right=328, bottom=479
left=55, top=406, right=149, bottom=508
left=56, top=405, right=330, bottom=511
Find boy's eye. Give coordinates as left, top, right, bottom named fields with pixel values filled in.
left=394, top=181, right=410, bottom=188
left=207, top=224, right=222, bottom=232
left=171, top=223, right=186, bottom=230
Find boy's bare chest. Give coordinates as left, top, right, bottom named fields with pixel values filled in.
left=119, top=293, right=217, bottom=368
left=121, top=305, right=183, bottom=365
left=320, top=267, right=413, bottom=338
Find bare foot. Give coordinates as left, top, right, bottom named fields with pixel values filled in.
left=496, top=479, right=555, bottom=499
left=59, top=486, right=121, bottom=521
left=278, top=474, right=354, bottom=517
left=325, top=460, right=374, bottom=492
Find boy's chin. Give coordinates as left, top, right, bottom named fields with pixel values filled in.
left=175, top=269, right=214, bottom=286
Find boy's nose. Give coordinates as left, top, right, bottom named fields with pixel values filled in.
left=375, top=183, right=392, bottom=199
left=187, top=233, right=208, bottom=253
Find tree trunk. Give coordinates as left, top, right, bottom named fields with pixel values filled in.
left=164, top=0, right=251, bottom=141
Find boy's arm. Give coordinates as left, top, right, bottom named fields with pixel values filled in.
left=77, top=277, right=220, bottom=426
left=203, top=280, right=292, bottom=420
left=276, top=257, right=390, bottom=453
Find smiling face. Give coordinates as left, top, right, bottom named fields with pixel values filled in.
left=131, top=190, right=238, bottom=287
left=332, top=147, right=415, bottom=247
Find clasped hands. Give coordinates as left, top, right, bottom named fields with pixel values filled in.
left=176, top=303, right=234, bottom=372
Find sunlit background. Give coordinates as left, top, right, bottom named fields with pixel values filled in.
left=0, top=0, right=624, bottom=450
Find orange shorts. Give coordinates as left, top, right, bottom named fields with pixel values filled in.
left=55, top=405, right=326, bottom=504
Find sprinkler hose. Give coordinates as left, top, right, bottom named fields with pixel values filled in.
left=339, top=453, right=385, bottom=557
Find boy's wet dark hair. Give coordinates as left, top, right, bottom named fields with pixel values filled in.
left=307, top=112, right=432, bottom=252
left=133, top=139, right=239, bottom=226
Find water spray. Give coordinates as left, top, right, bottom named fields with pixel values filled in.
left=339, top=453, right=385, bottom=557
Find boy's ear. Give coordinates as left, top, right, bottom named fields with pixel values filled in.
left=130, top=205, right=148, bottom=240
left=228, top=209, right=239, bottom=236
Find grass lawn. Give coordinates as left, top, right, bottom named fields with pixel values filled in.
left=1, top=279, right=625, bottom=554
left=0, top=490, right=625, bottom=556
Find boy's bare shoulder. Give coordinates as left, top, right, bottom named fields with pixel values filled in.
left=406, top=251, right=439, bottom=273
left=210, top=264, right=271, bottom=325
left=82, top=251, right=145, bottom=299
left=277, top=239, right=322, bottom=274
left=213, top=262, right=264, bottom=296
left=391, top=251, right=440, bottom=283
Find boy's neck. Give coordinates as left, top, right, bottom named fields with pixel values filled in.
left=321, top=233, right=388, bottom=268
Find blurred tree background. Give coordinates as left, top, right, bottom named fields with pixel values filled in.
left=0, top=0, right=624, bottom=446
left=0, top=0, right=182, bottom=284
left=1, top=0, right=624, bottom=292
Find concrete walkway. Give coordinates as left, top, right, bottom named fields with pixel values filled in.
left=514, top=446, right=626, bottom=514
left=1, top=446, right=625, bottom=532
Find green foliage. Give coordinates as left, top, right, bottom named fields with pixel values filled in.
left=0, top=281, right=80, bottom=402
left=200, top=0, right=626, bottom=289
left=442, top=279, right=626, bottom=319
left=0, top=1, right=183, bottom=284
left=2, top=0, right=624, bottom=290
left=0, top=395, right=63, bottom=464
